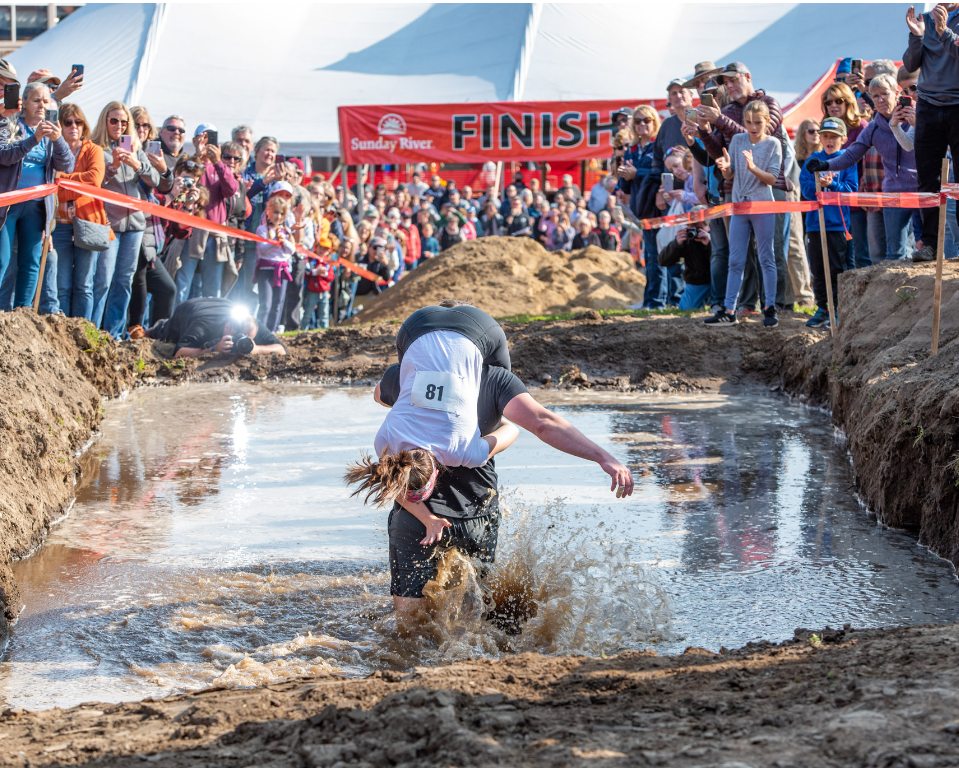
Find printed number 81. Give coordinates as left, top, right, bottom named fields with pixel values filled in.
left=425, top=384, right=444, bottom=401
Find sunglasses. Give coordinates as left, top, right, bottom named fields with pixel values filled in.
left=824, top=98, right=845, bottom=107
left=806, top=128, right=820, bottom=134
left=664, top=147, right=684, bottom=158
left=184, top=160, right=203, bottom=170
left=62, top=119, right=83, bottom=128
left=135, top=122, right=151, bottom=131
left=907, top=84, right=918, bottom=93
left=635, top=117, right=653, bottom=124
left=108, top=117, right=129, bottom=127
left=163, top=125, right=186, bottom=134
left=371, top=244, right=384, bottom=250
left=221, top=153, right=241, bottom=162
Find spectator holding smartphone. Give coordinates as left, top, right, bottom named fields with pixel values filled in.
left=800, top=118, right=859, bottom=329
left=239, top=136, right=279, bottom=312
left=890, top=67, right=920, bottom=151
left=302, top=235, right=335, bottom=329
left=255, top=195, right=296, bottom=332
left=91, top=100, right=160, bottom=336
left=53, top=102, right=112, bottom=321
left=659, top=221, right=712, bottom=310
left=0, top=81, right=74, bottom=311
left=903, top=3, right=959, bottom=262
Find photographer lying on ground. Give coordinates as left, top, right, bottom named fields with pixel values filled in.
left=133, top=297, right=287, bottom=357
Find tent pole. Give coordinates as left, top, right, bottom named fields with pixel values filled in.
left=493, top=161, right=503, bottom=200
left=341, top=163, right=348, bottom=208
left=580, top=160, right=586, bottom=195
left=541, top=162, right=547, bottom=192
left=358, top=165, right=366, bottom=212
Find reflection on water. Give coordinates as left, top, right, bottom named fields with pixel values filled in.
left=1, top=384, right=957, bottom=710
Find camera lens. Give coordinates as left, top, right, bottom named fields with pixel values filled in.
left=233, top=335, right=255, bottom=355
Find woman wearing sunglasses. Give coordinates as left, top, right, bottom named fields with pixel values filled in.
left=52, top=102, right=113, bottom=321
left=821, top=82, right=870, bottom=268
left=90, top=100, right=161, bottom=336
left=126, top=105, right=176, bottom=333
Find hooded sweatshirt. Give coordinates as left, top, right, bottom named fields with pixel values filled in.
left=822, top=113, right=917, bottom=193
left=800, top=148, right=858, bottom=232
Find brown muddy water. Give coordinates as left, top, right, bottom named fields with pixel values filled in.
left=2, top=384, right=957, bottom=710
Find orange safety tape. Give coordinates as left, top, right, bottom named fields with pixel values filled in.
left=58, top=180, right=388, bottom=285
left=818, top=190, right=941, bottom=209
left=0, top=183, right=58, bottom=208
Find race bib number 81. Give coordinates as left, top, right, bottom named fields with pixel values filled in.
left=410, top=371, right=467, bottom=414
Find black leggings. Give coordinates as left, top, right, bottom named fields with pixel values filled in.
left=396, top=304, right=510, bottom=371
left=129, top=248, right=176, bottom=329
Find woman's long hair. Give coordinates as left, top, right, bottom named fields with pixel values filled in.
left=795, top=119, right=822, bottom=166
left=631, top=104, right=660, bottom=145
left=90, top=101, right=140, bottom=152
left=130, top=105, right=158, bottom=141
left=59, top=102, right=90, bottom=142
left=344, top=449, right=437, bottom=508
left=821, top=82, right=863, bottom=130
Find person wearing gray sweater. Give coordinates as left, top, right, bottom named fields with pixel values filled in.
left=90, top=101, right=161, bottom=337
left=705, top=102, right=782, bottom=328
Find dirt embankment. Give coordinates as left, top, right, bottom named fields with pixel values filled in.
left=4, top=260, right=959, bottom=766
left=3, top=624, right=959, bottom=768
left=347, top=237, right=646, bottom=324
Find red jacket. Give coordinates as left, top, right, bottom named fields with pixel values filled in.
left=305, top=256, right=334, bottom=293
left=401, top=223, right=421, bottom=264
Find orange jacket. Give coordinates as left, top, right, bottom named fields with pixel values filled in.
left=56, top=140, right=115, bottom=239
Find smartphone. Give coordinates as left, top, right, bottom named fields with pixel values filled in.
left=661, top=173, right=675, bottom=193
left=685, top=108, right=699, bottom=126
left=700, top=93, right=714, bottom=108
left=71, top=64, right=83, bottom=78
left=147, top=140, right=161, bottom=156
left=275, top=154, right=286, bottom=165
left=65, top=201, right=76, bottom=219
left=851, top=58, right=863, bottom=74
left=3, top=82, right=18, bottom=110
left=206, top=129, right=218, bottom=147
left=119, top=135, right=132, bottom=152
left=898, top=95, right=912, bottom=109
left=45, top=108, right=58, bottom=124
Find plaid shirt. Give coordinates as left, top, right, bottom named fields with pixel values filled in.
left=858, top=147, right=884, bottom=212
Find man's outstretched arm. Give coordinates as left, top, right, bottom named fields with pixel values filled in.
left=502, top=392, right=634, bottom=496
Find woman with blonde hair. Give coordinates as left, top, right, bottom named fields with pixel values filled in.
left=54, top=102, right=113, bottom=320
left=90, top=100, right=161, bottom=336
left=795, top=119, right=822, bottom=167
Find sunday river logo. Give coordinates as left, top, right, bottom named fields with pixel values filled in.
left=350, top=112, right=435, bottom=153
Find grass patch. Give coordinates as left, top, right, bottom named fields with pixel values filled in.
left=81, top=322, right=111, bottom=353
left=134, top=358, right=147, bottom=374
left=793, top=304, right=816, bottom=316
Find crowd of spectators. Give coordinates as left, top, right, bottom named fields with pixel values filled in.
left=0, top=7, right=954, bottom=336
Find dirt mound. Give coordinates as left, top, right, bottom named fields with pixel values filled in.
left=349, top=237, right=645, bottom=323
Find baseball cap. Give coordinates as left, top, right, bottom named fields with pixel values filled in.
left=287, top=157, right=304, bottom=171
left=701, top=78, right=720, bottom=94
left=707, top=62, right=751, bottom=83
left=682, top=61, right=717, bottom=89
left=666, top=78, right=688, bottom=92
left=194, top=122, right=217, bottom=138
left=421, top=188, right=435, bottom=197
left=268, top=181, right=294, bottom=197
left=613, top=105, right=633, bottom=119
left=370, top=236, right=387, bottom=248
left=35, top=74, right=61, bottom=87
left=400, top=207, right=413, bottom=218
left=317, top=236, right=333, bottom=250
left=387, top=208, right=401, bottom=220
left=0, top=58, right=18, bottom=83
left=819, top=117, right=848, bottom=137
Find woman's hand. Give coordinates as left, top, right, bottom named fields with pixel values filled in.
left=618, top=161, right=636, bottom=180
left=901, top=104, right=917, bottom=127
left=204, top=143, right=221, bottom=165
left=680, top=123, right=698, bottom=146
left=53, top=68, right=84, bottom=102
left=741, top=148, right=755, bottom=170
left=36, top=120, right=60, bottom=141
left=715, top=147, right=731, bottom=173
left=260, top=164, right=277, bottom=186
left=419, top=512, right=452, bottom=546
left=907, top=5, right=926, bottom=36
left=117, top=148, right=140, bottom=171
left=147, top=152, right=167, bottom=173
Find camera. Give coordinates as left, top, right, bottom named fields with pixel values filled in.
left=686, top=227, right=699, bottom=240
left=181, top=177, right=195, bottom=188
left=232, top=334, right=255, bottom=355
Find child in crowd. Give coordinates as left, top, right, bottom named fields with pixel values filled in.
left=705, top=100, right=783, bottom=328
left=799, top=117, right=858, bottom=329
left=302, top=235, right=336, bottom=329
left=420, top=222, right=439, bottom=260
left=255, top=196, right=296, bottom=332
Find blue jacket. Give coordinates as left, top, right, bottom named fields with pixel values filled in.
left=801, top=149, right=858, bottom=233
left=0, top=120, right=74, bottom=232
left=617, top=140, right=655, bottom=218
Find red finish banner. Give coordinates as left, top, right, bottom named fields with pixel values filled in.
left=338, top=99, right=667, bottom=165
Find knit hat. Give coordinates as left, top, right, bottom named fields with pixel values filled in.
left=836, top=58, right=853, bottom=75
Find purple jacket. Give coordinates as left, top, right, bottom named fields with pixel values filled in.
left=824, top=113, right=917, bottom=193
left=200, top=160, right=239, bottom=225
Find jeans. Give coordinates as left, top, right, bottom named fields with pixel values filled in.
left=708, top=218, right=729, bottom=307
left=725, top=213, right=777, bottom=311
left=773, top=188, right=789, bottom=308
left=914, top=99, right=959, bottom=246
left=880, top=207, right=915, bottom=261
left=678, top=283, right=710, bottom=311
left=807, top=229, right=847, bottom=313
left=642, top=230, right=667, bottom=308
left=95, top=230, right=144, bottom=335
left=867, top=210, right=886, bottom=265
left=129, top=248, right=176, bottom=328
left=0, top=200, right=47, bottom=308
left=848, top=208, right=870, bottom=269
left=256, top=269, right=288, bottom=332
left=54, top=225, right=98, bottom=320
left=282, top=257, right=306, bottom=331
left=175, top=237, right=224, bottom=304
left=38, top=245, right=58, bottom=314
left=302, top=289, right=330, bottom=329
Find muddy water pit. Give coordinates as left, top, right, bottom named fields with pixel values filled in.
left=1, top=383, right=957, bottom=711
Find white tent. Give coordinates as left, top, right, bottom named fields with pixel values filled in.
left=8, top=2, right=917, bottom=157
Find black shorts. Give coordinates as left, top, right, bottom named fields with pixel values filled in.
left=388, top=507, right=501, bottom=599
left=396, top=305, right=511, bottom=371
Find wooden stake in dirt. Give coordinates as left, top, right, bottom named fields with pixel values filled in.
left=815, top=175, right=837, bottom=337
left=932, top=157, right=950, bottom=356
left=31, top=229, right=52, bottom=313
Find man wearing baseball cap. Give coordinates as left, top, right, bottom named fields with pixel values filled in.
left=798, top=117, right=858, bottom=329
left=633, top=76, right=694, bottom=308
